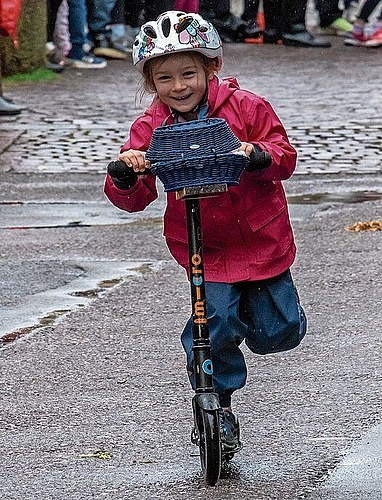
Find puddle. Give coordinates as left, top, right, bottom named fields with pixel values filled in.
left=0, top=310, right=70, bottom=345
left=0, top=200, right=165, bottom=229
left=1, top=191, right=379, bottom=229
left=287, top=191, right=382, bottom=222
left=98, top=277, right=123, bottom=288
left=288, top=191, right=381, bottom=205
left=0, top=260, right=162, bottom=347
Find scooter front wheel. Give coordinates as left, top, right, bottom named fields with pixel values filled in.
left=198, top=408, right=221, bottom=485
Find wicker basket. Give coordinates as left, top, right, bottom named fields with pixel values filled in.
left=146, top=118, right=249, bottom=192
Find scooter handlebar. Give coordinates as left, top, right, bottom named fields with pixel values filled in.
left=107, top=160, right=150, bottom=178
left=107, top=149, right=271, bottom=187
left=247, top=150, right=272, bottom=172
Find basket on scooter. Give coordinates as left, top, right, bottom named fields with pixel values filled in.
left=146, top=118, right=249, bottom=192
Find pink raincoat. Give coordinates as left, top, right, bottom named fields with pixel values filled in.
left=104, top=76, right=298, bottom=282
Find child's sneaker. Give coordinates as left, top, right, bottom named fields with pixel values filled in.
left=365, top=27, right=382, bottom=47
left=220, top=410, right=242, bottom=453
left=70, top=52, right=107, bottom=69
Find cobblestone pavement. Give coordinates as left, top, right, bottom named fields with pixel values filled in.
left=0, top=39, right=381, bottom=177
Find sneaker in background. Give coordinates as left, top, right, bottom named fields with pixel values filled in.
left=243, top=19, right=263, bottom=40
left=46, top=42, right=72, bottom=73
left=70, top=53, right=107, bottom=69
left=318, top=17, right=353, bottom=36
left=365, top=26, right=382, bottom=47
left=94, top=34, right=131, bottom=59
left=330, top=17, right=353, bottom=35
left=344, top=26, right=367, bottom=46
left=125, top=24, right=139, bottom=45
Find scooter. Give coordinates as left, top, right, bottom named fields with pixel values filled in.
left=107, top=118, right=271, bottom=485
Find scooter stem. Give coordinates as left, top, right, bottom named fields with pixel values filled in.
left=185, top=197, right=214, bottom=393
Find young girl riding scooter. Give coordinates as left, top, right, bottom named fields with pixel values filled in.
left=104, top=10, right=307, bottom=453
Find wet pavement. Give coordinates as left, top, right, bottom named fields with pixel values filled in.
left=0, top=31, right=382, bottom=500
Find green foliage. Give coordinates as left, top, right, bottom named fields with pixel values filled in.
left=3, top=68, right=58, bottom=86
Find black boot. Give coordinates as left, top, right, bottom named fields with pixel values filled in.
left=263, top=27, right=282, bottom=43
left=282, top=24, right=331, bottom=47
left=243, top=18, right=263, bottom=39
left=213, top=13, right=247, bottom=43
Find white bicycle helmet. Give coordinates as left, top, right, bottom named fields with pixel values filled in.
left=132, top=11, right=223, bottom=74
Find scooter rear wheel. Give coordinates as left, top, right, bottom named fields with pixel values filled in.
left=198, top=409, right=221, bottom=485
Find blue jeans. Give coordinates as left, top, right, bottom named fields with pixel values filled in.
left=181, top=270, right=307, bottom=407
left=87, top=0, right=117, bottom=37
left=67, top=0, right=88, bottom=60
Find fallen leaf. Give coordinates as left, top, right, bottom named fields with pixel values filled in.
left=346, top=220, right=382, bottom=232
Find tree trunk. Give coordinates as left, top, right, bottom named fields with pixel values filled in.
left=0, top=0, right=46, bottom=77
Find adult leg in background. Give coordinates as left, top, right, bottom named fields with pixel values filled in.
left=66, top=0, right=107, bottom=67
left=144, top=0, right=175, bottom=20
left=199, top=0, right=246, bottom=42
left=87, top=0, right=130, bottom=58
left=241, top=0, right=263, bottom=39
left=262, top=0, right=284, bottom=43
left=66, top=0, right=88, bottom=60
left=314, top=0, right=353, bottom=35
left=47, top=0, right=63, bottom=43
left=282, top=0, right=332, bottom=46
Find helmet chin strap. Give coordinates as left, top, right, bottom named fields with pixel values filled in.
left=171, top=88, right=209, bottom=123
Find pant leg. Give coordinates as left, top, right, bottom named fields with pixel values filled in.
left=283, top=0, right=308, bottom=32
left=176, top=0, right=199, bottom=12
left=47, top=0, right=64, bottom=42
left=125, top=1, right=143, bottom=27
left=145, top=0, right=175, bottom=20
left=199, top=0, right=230, bottom=18
left=181, top=282, right=248, bottom=407
left=358, top=0, right=381, bottom=22
left=67, top=0, right=88, bottom=59
left=110, top=0, right=125, bottom=24
left=262, top=0, right=284, bottom=34
left=242, top=0, right=260, bottom=20
left=181, top=273, right=307, bottom=406
left=87, top=0, right=116, bottom=38
left=240, top=270, right=307, bottom=356
left=315, top=0, right=343, bottom=27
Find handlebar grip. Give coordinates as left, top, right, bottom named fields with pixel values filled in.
left=107, top=160, right=150, bottom=178
left=246, top=150, right=272, bottom=172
